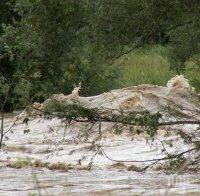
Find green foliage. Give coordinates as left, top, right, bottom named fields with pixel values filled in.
left=185, top=60, right=200, bottom=92
left=135, top=112, right=162, bottom=138
left=118, top=45, right=200, bottom=91
left=90, top=0, right=200, bottom=91
left=0, top=0, right=200, bottom=110
left=0, top=0, right=119, bottom=109
left=44, top=99, right=100, bottom=122
left=89, top=0, right=179, bottom=48
left=117, top=45, right=174, bottom=86
left=44, top=100, right=162, bottom=138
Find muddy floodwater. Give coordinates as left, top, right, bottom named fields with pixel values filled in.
left=0, top=113, right=200, bottom=196
left=0, top=167, right=200, bottom=196
left=0, top=115, right=199, bottom=195
left=1, top=77, right=200, bottom=195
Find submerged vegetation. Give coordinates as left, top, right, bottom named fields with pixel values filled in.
left=6, top=159, right=90, bottom=171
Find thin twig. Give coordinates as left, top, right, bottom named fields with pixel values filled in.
left=100, top=146, right=197, bottom=163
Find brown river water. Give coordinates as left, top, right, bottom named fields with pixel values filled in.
left=0, top=113, right=199, bottom=196
left=1, top=77, right=200, bottom=196
left=0, top=167, right=200, bottom=196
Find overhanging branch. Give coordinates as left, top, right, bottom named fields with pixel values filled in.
left=166, top=21, right=192, bottom=32
left=100, top=146, right=197, bottom=163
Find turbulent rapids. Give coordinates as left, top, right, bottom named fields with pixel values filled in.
left=32, top=75, right=200, bottom=121
left=0, top=75, right=200, bottom=195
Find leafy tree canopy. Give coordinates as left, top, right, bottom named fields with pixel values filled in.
left=0, top=0, right=199, bottom=110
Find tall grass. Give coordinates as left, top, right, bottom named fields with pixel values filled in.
left=185, top=61, right=200, bottom=92
left=116, top=45, right=199, bottom=92
left=116, top=45, right=175, bottom=87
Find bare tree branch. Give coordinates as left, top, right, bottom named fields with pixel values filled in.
left=100, top=146, right=197, bottom=163
left=166, top=21, right=192, bottom=32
